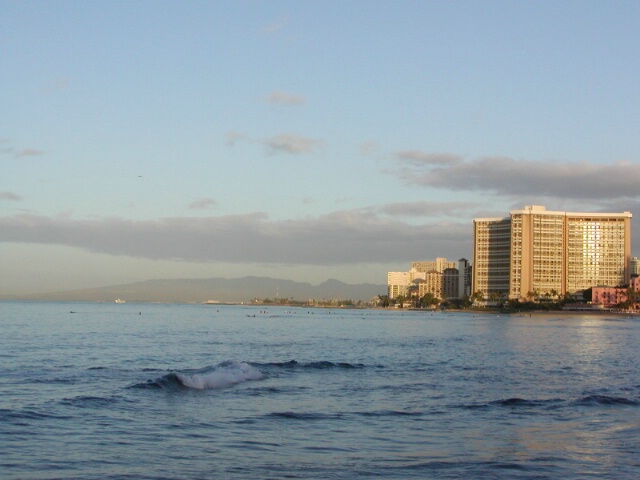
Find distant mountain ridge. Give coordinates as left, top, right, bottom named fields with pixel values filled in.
left=10, top=277, right=386, bottom=303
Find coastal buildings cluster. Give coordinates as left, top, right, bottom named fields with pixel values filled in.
left=388, top=205, right=639, bottom=310
left=387, top=258, right=471, bottom=304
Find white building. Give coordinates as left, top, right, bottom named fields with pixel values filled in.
left=387, top=271, right=411, bottom=299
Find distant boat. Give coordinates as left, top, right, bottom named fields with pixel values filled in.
left=115, top=299, right=126, bottom=304
left=203, top=300, right=220, bottom=305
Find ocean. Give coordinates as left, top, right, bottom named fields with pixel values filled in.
left=1, top=301, right=639, bottom=479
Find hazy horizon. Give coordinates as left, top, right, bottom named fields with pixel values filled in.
left=2, top=1, right=640, bottom=296
left=1, top=275, right=387, bottom=303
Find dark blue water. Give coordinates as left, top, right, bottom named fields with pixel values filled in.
left=1, top=301, right=639, bottom=479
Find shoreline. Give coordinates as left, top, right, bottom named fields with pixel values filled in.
left=402, top=307, right=640, bottom=317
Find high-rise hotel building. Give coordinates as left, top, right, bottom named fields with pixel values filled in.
left=473, top=206, right=632, bottom=300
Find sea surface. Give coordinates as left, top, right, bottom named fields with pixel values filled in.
left=1, top=301, right=639, bottom=479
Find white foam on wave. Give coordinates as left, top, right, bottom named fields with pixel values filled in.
left=176, top=361, right=263, bottom=389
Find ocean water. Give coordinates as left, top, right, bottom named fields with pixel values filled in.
left=1, top=301, right=639, bottom=479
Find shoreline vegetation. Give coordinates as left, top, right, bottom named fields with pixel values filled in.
left=2, top=298, right=638, bottom=317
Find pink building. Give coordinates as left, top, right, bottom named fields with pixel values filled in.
left=592, top=276, right=640, bottom=309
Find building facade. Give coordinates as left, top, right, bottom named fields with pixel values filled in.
left=457, top=258, right=472, bottom=299
left=421, top=270, right=443, bottom=298
left=472, top=217, right=511, bottom=298
left=412, top=258, right=457, bottom=274
left=473, top=206, right=632, bottom=300
left=442, top=267, right=459, bottom=299
left=387, top=271, right=411, bottom=299
left=388, top=258, right=468, bottom=300
left=630, top=257, right=640, bottom=276
left=592, top=275, right=640, bottom=310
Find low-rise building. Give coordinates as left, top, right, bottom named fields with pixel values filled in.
left=592, top=276, right=640, bottom=309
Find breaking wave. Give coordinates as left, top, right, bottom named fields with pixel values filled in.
left=177, top=361, right=263, bottom=389
left=132, top=361, right=264, bottom=390
left=131, top=360, right=368, bottom=391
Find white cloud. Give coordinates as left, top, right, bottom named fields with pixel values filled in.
left=266, top=91, right=305, bottom=106
left=263, top=134, right=324, bottom=155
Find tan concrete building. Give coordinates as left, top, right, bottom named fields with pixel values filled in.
left=388, top=258, right=468, bottom=300
left=419, top=270, right=443, bottom=298
left=473, top=206, right=632, bottom=300
left=412, top=258, right=457, bottom=273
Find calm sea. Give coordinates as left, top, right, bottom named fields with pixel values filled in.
left=1, top=301, right=639, bottom=479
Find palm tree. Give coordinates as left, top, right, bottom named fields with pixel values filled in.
left=470, top=291, right=484, bottom=305
left=419, top=292, right=439, bottom=308
left=406, top=285, right=419, bottom=307
left=377, top=294, right=390, bottom=308
left=625, top=286, right=639, bottom=310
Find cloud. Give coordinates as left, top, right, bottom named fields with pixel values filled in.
left=0, top=140, right=45, bottom=158
left=0, top=211, right=472, bottom=265
left=0, top=191, right=22, bottom=201
left=263, top=134, right=324, bottom=155
left=266, top=91, right=305, bottom=106
left=225, top=131, right=323, bottom=155
left=225, top=131, right=249, bottom=147
left=394, top=154, right=640, bottom=200
left=42, top=77, right=69, bottom=94
left=378, top=201, right=476, bottom=218
left=188, top=198, right=217, bottom=210
left=360, top=141, right=381, bottom=156
left=262, top=16, right=288, bottom=35
left=15, top=148, right=45, bottom=158
left=396, top=151, right=462, bottom=166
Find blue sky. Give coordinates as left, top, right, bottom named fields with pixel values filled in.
left=2, top=1, right=640, bottom=294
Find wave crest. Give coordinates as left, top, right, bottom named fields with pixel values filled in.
left=256, top=360, right=366, bottom=369
left=177, top=361, right=263, bottom=389
left=132, top=361, right=264, bottom=390
left=132, top=359, right=367, bottom=391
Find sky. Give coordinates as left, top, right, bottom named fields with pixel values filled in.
left=2, top=1, right=640, bottom=295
